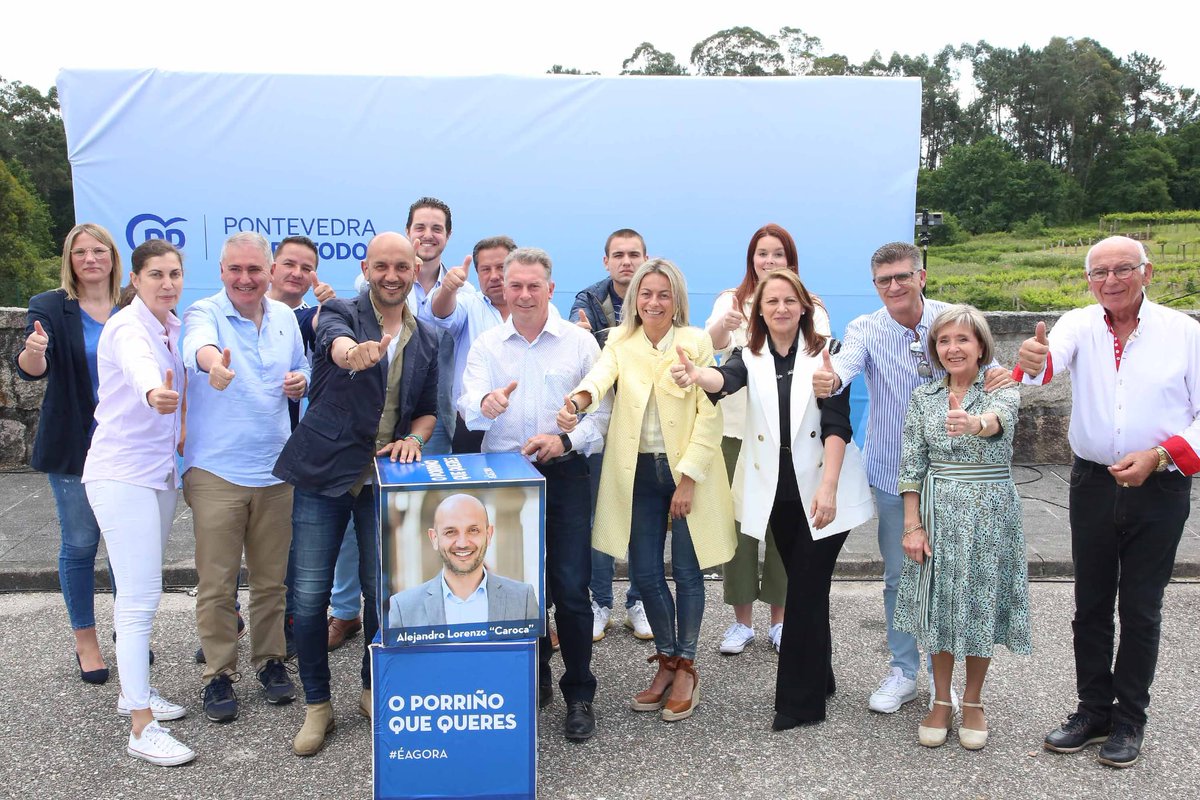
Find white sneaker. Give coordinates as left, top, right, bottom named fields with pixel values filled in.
left=126, top=720, right=196, bottom=766
left=719, top=622, right=755, bottom=654
left=591, top=601, right=612, bottom=642
left=623, top=601, right=654, bottom=640
left=118, top=687, right=187, bottom=721
left=868, top=667, right=918, bottom=713
left=927, top=673, right=961, bottom=713
left=768, top=622, right=783, bottom=654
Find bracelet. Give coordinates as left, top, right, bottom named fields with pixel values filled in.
left=569, top=397, right=581, bottom=413
left=903, top=523, right=924, bottom=534
left=403, top=433, right=425, bottom=448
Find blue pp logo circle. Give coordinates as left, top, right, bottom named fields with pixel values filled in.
left=126, top=213, right=187, bottom=249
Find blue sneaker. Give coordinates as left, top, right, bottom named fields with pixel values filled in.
left=257, top=659, right=296, bottom=705
left=203, top=674, right=239, bottom=722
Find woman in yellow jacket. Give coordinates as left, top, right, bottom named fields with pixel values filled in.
left=563, top=258, right=735, bottom=722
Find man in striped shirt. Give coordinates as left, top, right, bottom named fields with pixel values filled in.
left=813, top=241, right=1009, bottom=715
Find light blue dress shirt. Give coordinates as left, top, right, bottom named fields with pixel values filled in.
left=442, top=568, right=489, bottom=625
left=182, top=291, right=310, bottom=487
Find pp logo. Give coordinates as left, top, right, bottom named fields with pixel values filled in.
left=126, top=214, right=187, bottom=249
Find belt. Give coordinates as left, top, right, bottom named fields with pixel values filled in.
left=535, top=451, right=582, bottom=469
left=915, top=461, right=1011, bottom=631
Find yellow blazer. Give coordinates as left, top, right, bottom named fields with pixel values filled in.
left=574, top=325, right=735, bottom=569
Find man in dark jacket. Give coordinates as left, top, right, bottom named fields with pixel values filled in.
left=274, top=232, right=438, bottom=756
left=568, top=228, right=654, bottom=643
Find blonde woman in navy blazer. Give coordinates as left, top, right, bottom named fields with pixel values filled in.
left=15, top=223, right=123, bottom=684
left=673, top=269, right=874, bottom=729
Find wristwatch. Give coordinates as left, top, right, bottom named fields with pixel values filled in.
left=1153, top=445, right=1170, bottom=472
left=559, top=433, right=573, bottom=453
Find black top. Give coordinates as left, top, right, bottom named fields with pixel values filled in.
left=14, top=290, right=99, bottom=475
left=287, top=304, right=321, bottom=432
left=707, top=334, right=853, bottom=502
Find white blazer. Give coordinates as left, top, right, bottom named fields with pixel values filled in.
left=731, top=343, right=875, bottom=541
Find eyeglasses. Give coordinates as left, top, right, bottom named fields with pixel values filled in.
left=909, top=338, right=932, bottom=378
left=1087, top=262, right=1145, bottom=282
left=873, top=270, right=919, bottom=288
left=71, top=246, right=111, bottom=258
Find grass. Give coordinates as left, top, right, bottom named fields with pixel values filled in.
left=925, top=224, right=1200, bottom=311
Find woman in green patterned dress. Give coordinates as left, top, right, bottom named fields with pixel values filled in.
left=894, top=304, right=1031, bottom=751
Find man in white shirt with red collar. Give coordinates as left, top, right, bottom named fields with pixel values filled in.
left=1018, top=235, right=1200, bottom=769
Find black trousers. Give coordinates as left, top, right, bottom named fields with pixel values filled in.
left=534, top=454, right=597, bottom=704
left=770, top=497, right=848, bottom=722
left=1069, top=458, right=1189, bottom=727
left=451, top=413, right=486, bottom=454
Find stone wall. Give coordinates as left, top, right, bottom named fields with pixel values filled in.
left=1, top=307, right=1196, bottom=467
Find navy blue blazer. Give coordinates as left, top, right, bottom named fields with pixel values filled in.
left=14, top=290, right=100, bottom=475
left=273, top=292, right=439, bottom=496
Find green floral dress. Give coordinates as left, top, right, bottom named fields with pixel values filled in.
left=892, top=368, right=1032, bottom=660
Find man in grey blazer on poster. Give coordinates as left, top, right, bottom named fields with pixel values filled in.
left=389, top=494, right=537, bottom=628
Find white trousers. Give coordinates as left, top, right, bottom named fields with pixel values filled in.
left=85, top=479, right=175, bottom=709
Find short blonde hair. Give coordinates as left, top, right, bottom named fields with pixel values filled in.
left=612, top=258, right=689, bottom=342
left=927, top=304, right=994, bottom=371
left=60, top=223, right=123, bottom=305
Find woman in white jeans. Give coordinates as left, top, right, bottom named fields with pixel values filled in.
left=82, top=239, right=193, bottom=766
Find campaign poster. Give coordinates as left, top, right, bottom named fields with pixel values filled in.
left=372, top=641, right=537, bottom=800
left=377, top=453, right=545, bottom=646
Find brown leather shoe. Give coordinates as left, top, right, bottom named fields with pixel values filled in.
left=661, top=658, right=699, bottom=721
left=631, top=654, right=677, bottom=711
left=327, top=616, right=362, bottom=652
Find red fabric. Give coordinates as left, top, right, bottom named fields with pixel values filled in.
left=1162, top=435, right=1200, bottom=477
left=1015, top=352, right=1053, bottom=384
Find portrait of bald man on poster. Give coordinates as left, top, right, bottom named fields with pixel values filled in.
left=387, top=493, right=539, bottom=631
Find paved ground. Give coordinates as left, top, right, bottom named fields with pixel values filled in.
left=3, top=465, right=1199, bottom=591
left=0, top=582, right=1198, bottom=799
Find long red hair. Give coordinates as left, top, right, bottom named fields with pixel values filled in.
left=733, top=223, right=800, bottom=311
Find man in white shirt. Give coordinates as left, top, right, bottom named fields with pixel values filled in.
left=459, top=247, right=612, bottom=741
left=1019, top=235, right=1200, bottom=769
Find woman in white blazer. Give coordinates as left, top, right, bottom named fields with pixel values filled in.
left=673, top=269, right=874, bottom=730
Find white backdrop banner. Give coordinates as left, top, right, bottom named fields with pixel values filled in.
left=58, top=69, right=921, bottom=425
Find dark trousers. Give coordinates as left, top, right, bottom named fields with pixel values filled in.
left=535, top=454, right=597, bottom=703
left=770, top=497, right=847, bottom=722
left=1069, top=458, right=1189, bottom=727
left=451, top=413, right=486, bottom=454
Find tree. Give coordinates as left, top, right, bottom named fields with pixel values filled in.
left=1122, top=51, right=1174, bottom=132
left=690, top=27, right=785, bottom=76
left=775, top=27, right=822, bottom=75
left=545, top=65, right=599, bottom=75
left=0, top=158, right=57, bottom=307
left=0, top=78, right=73, bottom=244
left=1165, top=121, right=1200, bottom=209
left=620, top=43, right=687, bottom=76
left=1087, top=132, right=1178, bottom=214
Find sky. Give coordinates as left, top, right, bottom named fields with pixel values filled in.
left=5, top=0, right=1197, bottom=95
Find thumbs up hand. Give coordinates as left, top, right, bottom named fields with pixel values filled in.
left=443, top=257, right=470, bottom=293
left=209, top=347, right=236, bottom=391
left=557, top=393, right=580, bottom=433
left=946, top=391, right=976, bottom=437
left=1017, top=321, right=1049, bottom=376
left=813, top=345, right=839, bottom=398
left=720, top=307, right=746, bottom=333
left=24, top=320, right=49, bottom=358
left=310, top=271, right=335, bottom=304
left=574, top=309, right=592, bottom=332
left=481, top=381, right=518, bottom=419
left=347, top=334, right=392, bottom=372
left=669, top=344, right=701, bottom=388
left=148, top=369, right=180, bottom=414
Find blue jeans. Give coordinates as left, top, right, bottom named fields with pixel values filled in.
left=587, top=454, right=640, bottom=609
left=329, top=521, right=362, bottom=620
left=290, top=486, right=379, bottom=704
left=536, top=455, right=596, bottom=703
left=48, top=473, right=111, bottom=630
left=874, top=487, right=921, bottom=679
left=628, top=454, right=704, bottom=661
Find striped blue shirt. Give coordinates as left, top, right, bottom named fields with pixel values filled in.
left=832, top=299, right=949, bottom=495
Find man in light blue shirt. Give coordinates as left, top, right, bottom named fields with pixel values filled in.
left=182, top=231, right=310, bottom=722
left=429, top=235, right=515, bottom=453
left=388, top=494, right=538, bottom=628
